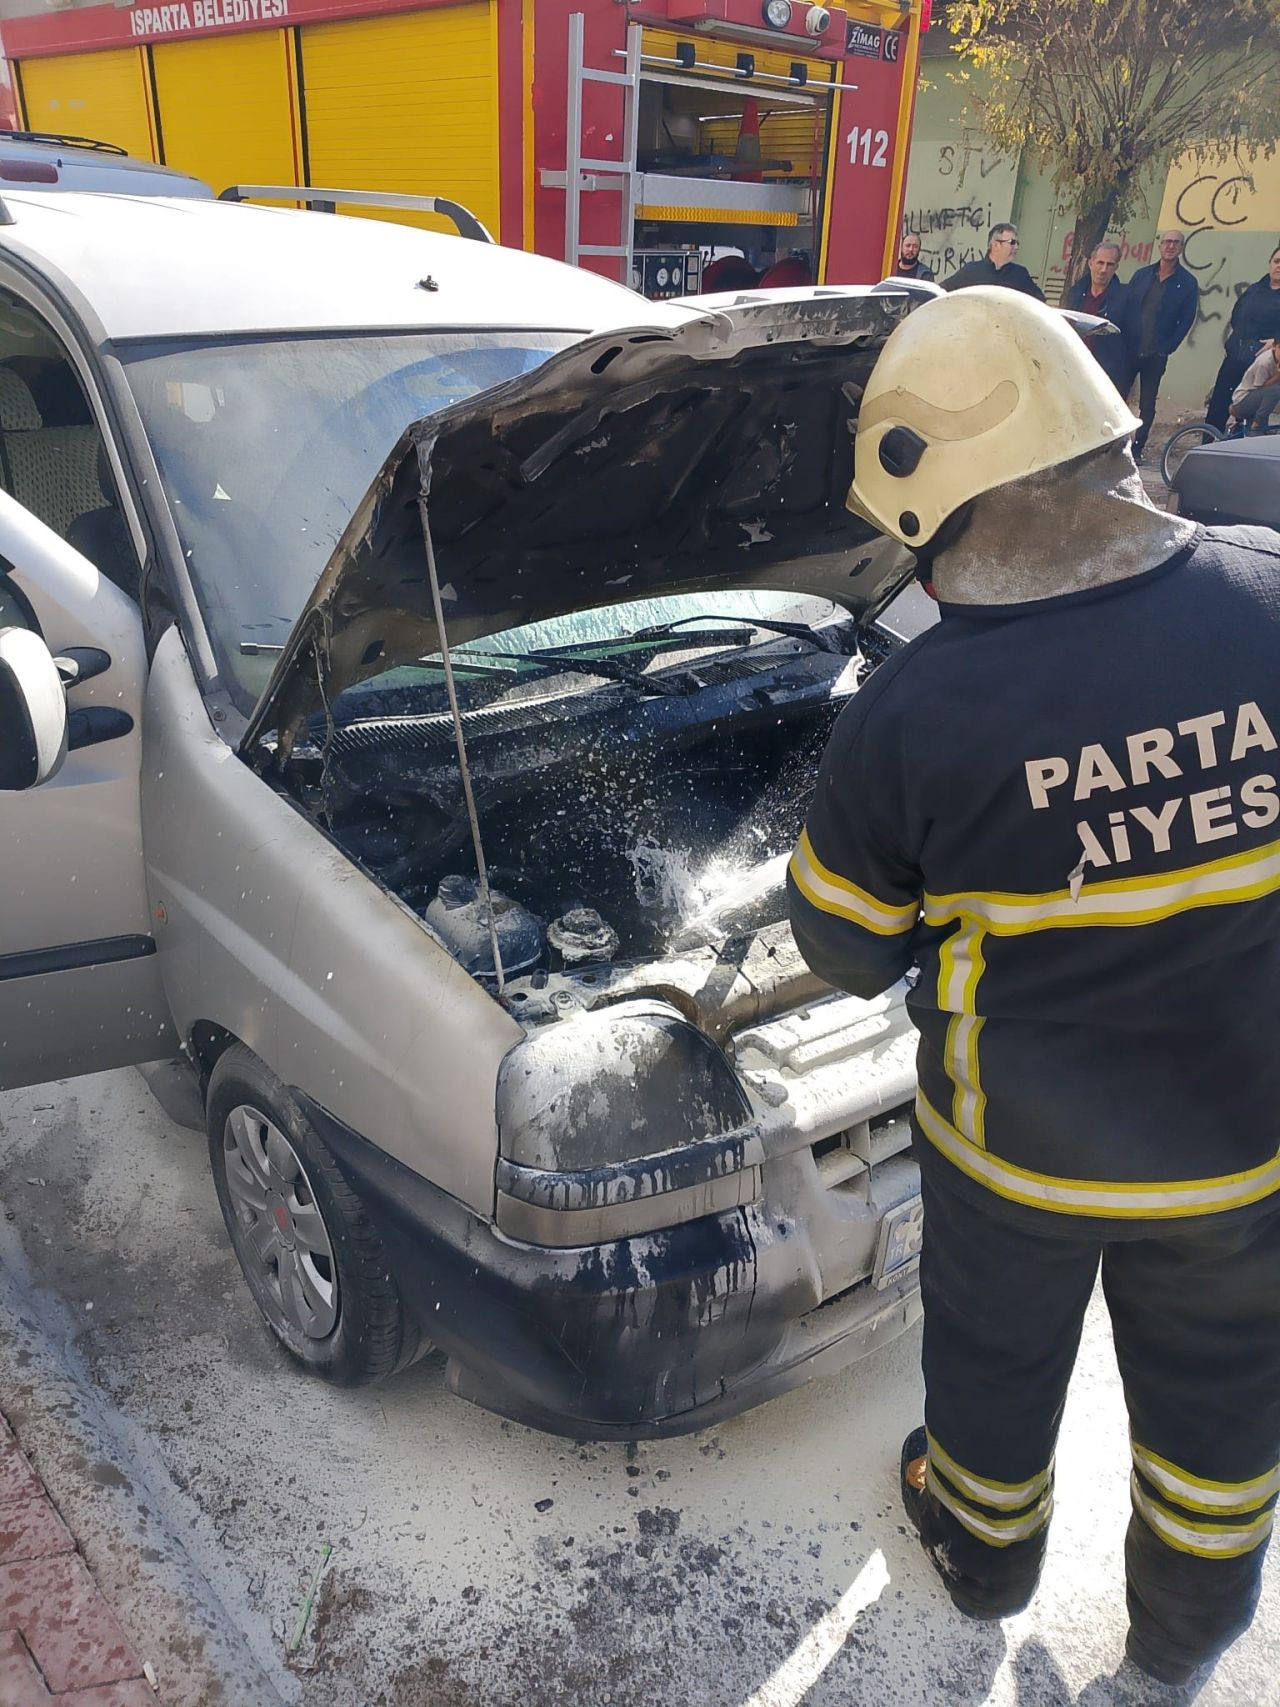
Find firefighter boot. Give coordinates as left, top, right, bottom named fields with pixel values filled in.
left=900, top=1428, right=1045, bottom=1620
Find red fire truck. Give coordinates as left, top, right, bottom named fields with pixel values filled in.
left=1, top=0, right=923, bottom=296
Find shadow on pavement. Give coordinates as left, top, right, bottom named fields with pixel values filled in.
left=1015, top=1636, right=1212, bottom=1707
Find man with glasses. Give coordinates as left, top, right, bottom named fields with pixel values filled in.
left=1122, top=230, right=1200, bottom=460
left=941, top=222, right=1045, bottom=299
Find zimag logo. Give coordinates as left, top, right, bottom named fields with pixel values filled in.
left=845, top=20, right=884, bottom=57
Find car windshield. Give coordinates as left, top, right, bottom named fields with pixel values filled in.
left=328, top=589, right=849, bottom=723
left=120, top=330, right=580, bottom=707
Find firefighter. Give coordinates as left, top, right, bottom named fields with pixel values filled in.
left=787, top=285, right=1280, bottom=1688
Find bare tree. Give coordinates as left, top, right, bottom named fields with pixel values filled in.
left=945, top=0, right=1280, bottom=284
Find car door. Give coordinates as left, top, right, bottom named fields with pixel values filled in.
left=0, top=479, right=174, bottom=1093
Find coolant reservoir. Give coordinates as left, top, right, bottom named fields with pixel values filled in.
left=425, top=875, right=544, bottom=982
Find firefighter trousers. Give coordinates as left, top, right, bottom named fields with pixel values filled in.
left=915, top=1151, right=1280, bottom=1679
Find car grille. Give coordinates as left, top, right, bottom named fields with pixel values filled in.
left=811, top=1106, right=913, bottom=1194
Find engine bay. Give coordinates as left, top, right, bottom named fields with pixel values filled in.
left=265, top=601, right=868, bottom=994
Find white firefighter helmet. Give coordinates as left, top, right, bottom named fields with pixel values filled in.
left=847, top=285, right=1141, bottom=547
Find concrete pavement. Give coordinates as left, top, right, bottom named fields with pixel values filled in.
left=0, top=1068, right=1276, bottom=1706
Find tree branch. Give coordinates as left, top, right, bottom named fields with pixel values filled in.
left=943, top=0, right=1280, bottom=243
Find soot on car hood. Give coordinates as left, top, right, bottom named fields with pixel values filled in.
left=246, top=289, right=920, bottom=757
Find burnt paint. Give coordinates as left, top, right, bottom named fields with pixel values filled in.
left=299, top=1092, right=828, bottom=1438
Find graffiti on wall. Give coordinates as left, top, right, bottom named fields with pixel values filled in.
left=900, top=136, right=1016, bottom=277
left=1051, top=229, right=1153, bottom=288
left=1176, top=172, right=1252, bottom=351
left=1159, top=152, right=1280, bottom=354
left=1136, top=149, right=1280, bottom=408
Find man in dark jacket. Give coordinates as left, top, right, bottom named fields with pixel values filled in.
left=1123, top=230, right=1199, bottom=456
left=1206, top=245, right=1280, bottom=430
left=1063, top=240, right=1131, bottom=390
left=941, top=223, right=1045, bottom=299
left=893, top=232, right=935, bottom=282
left=790, top=284, right=1280, bottom=1692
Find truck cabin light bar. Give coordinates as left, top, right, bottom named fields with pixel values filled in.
left=217, top=186, right=494, bottom=243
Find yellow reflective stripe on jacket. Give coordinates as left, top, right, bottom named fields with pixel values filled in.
left=926, top=1465, right=1053, bottom=1547
left=916, top=1090, right=1280, bottom=1219
left=923, top=833, right=1280, bottom=936
left=926, top=1433, right=1051, bottom=1510
left=1132, top=1476, right=1274, bottom=1559
left=788, top=829, right=919, bottom=937
left=937, top=919, right=988, bottom=1148
left=1131, top=1443, right=1280, bottom=1517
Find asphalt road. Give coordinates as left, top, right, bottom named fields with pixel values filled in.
left=0, top=1068, right=1276, bottom=1707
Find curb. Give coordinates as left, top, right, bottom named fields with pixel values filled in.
left=0, top=1209, right=296, bottom=1707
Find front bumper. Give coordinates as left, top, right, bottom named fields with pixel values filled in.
left=302, top=1056, right=922, bottom=1440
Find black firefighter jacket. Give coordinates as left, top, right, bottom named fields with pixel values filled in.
left=940, top=256, right=1046, bottom=300
left=787, top=526, right=1280, bottom=1225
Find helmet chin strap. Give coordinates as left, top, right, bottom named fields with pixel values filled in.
left=927, top=440, right=1196, bottom=607
left=910, top=501, right=975, bottom=596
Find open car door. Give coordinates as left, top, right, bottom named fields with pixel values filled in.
left=0, top=490, right=174, bottom=1090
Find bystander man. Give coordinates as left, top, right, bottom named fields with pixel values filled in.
left=1123, top=231, right=1199, bottom=459
left=1229, top=338, right=1280, bottom=434
left=1207, top=246, right=1280, bottom=431
left=1064, top=241, right=1131, bottom=390
left=941, top=224, right=1045, bottom=299
left=894, top=232, right=935, bottom=282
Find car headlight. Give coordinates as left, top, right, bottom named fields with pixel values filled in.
left=495, top=999, right=763, bottom=1246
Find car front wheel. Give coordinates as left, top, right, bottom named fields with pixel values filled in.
left=206, top=1045, right=422, bottom=1385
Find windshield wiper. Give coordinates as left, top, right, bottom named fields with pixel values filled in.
left=631, top=613, right=843, bottom=653
left=462, top=646, right=682, bottom=695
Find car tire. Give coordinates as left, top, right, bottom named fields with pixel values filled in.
left=206, top=1044, right=424, bottom=1386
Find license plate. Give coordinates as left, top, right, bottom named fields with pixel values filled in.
left=872, top=1193, right=923, bottom=1290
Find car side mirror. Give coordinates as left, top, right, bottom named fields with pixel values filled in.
left=0, top=625, right=67, bottom=789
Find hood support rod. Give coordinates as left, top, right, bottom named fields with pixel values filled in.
left=418, top=500, right=506, bottom=996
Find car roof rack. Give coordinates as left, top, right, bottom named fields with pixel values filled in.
left=0, top=131, right=129, bottom=157
left=218, top=185, right=494, bottom=244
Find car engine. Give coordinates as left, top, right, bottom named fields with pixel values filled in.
left=274, top=621, right=864, bottom=989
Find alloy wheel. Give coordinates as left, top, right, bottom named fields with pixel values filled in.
left=221, top=1103, right=339, bottom=1340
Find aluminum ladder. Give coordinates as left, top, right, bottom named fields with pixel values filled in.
left=557, top=13, right=642, bottom=279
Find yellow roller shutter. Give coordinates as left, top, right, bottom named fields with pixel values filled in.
left=152, top=32, right=299, bottom=194
left=18, top=49, right=156, bottom=161
left=298, top=5, right=499, bottom=239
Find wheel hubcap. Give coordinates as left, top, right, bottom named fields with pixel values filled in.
left=222, top=1104, right=339, bottom=1340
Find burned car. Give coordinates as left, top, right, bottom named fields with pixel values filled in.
left=0, top=189, right=923, bottom=1436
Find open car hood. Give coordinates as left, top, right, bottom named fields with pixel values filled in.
left=246, top=289, right=928, bottom=754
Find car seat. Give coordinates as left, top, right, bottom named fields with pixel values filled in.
left=0, top=364, right=103, bottom=537
left=0, top=364, right=137, bottom=595
left=67, top=444, right=138, bottom=598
